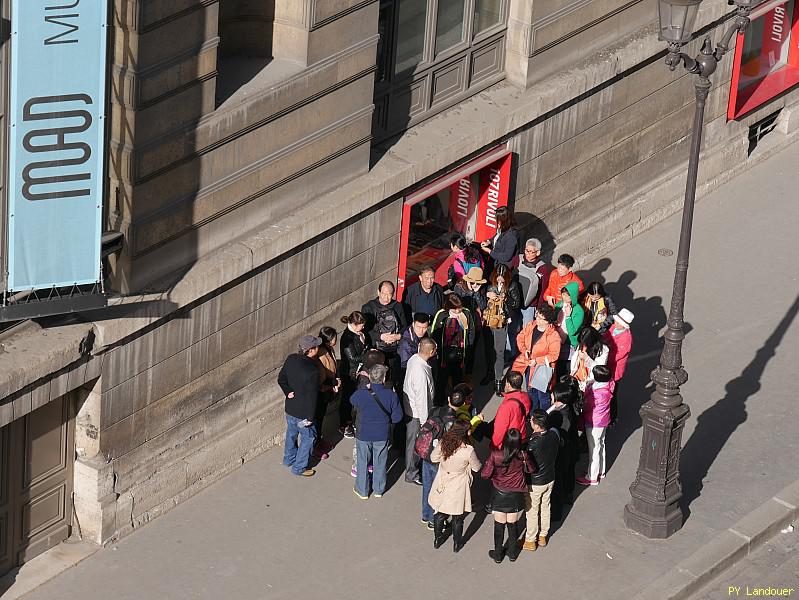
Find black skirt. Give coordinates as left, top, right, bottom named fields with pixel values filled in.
left=491, top=488, right=525, bottom=513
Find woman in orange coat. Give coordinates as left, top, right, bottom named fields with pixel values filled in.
left=512, top=304, right=561, bottom=411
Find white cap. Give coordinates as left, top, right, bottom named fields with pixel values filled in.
left=614, top=308, right=634, bottom=327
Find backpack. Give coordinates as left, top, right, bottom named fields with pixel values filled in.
left=456, top=250, right=483, bottom=276
left=414, top=415, right=445, bottom=461
left=374, top=305, right=400, bottom=349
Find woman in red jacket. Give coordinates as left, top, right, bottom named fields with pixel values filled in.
left=603, top=308, right=634, bottom=425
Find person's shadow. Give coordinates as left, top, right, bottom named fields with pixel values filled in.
left=679, top=294, right=799, bottom=518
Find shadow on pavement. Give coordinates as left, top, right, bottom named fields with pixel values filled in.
left=679, top=293, right=799, bottom=517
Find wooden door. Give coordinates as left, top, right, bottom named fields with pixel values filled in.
left=0, top=395, right=74, bottom=577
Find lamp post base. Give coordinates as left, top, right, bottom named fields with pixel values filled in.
left=624, top=401, right=691, bottom=539
left=624, top=494, right=685, bottom=539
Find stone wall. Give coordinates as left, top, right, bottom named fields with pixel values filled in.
left=510, top=32, right=750, bottom=261
left=75, top=202, right=400, bottom=543
left=107, top=0, right=379, bottom=293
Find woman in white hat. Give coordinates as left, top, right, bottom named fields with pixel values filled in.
left=604, top=308, right=634, bottom=425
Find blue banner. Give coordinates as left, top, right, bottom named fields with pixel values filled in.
left=7, top=0, right=108, bottom=292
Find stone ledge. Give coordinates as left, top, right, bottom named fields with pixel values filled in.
left=634, top=478, right=799, bottom=600
left=0, top=320, right=94, bottom=409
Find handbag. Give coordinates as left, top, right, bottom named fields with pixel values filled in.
left=483, top=296, right=506, bottom=329
left=529, top=362, right=554, bottom=393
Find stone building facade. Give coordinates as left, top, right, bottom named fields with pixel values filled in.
left=2, top=0, right=799, bottom=574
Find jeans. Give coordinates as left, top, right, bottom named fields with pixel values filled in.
left=528, top=387, right=551, bottom=411
left=521, top=306, right=537, bottom=328
left=283, top=414, right=317, bottom=475
left=525, top=481, right=554, bottom=541
left=586, top=426, right=607, bottom=481
left=355, top=439, right=389, bottom=497
left=421, top=459, right=438, bottom=522
left=404, top=417, right=421, bottom=481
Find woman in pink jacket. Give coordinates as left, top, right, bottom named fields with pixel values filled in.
left=577, top=365, right=615, bottom=486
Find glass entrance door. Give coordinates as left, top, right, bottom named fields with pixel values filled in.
left=397, top=150, right=512, bottom=298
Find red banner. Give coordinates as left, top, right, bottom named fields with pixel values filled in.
left=449, top=176, right=475, bottom=236
left=475, top=154, right=512, bottom=242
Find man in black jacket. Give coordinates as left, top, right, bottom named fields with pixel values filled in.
left=403, top=267, right=443, bottom=321
left=277, top=335, right=322, bottom=477
left=524, top=409, right=559, bottom=551
left=361, top=281, right=408, bottom=392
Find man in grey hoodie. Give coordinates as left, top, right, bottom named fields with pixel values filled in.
left=517, top=238, right=551, bottom=328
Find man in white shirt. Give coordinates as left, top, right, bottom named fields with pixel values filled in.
left=402, top=338, right=437, bottom=485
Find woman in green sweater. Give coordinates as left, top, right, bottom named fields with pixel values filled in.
left=554, top=280, right=585, bottom=379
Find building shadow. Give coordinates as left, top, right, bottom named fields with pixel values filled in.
left=679, top=294, right=799, bottom=517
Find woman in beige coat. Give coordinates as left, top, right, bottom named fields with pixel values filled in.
left=428, top=422, right=482, bottom=552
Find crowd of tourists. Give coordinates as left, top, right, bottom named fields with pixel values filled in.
left=277, top=206, right=634, bottom=563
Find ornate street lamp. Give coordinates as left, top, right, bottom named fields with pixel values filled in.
left=623, top=0, right=757, bottom=538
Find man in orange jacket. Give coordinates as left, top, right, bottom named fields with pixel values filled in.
left=542, top=254, right=584, bottom=307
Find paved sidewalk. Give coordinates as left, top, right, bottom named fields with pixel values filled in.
left=18, top=140, right=799, bottom=600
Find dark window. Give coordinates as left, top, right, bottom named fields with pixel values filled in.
left=373, top=0, right=508, bottom=143
left=216, top=0, right=275, bottom=107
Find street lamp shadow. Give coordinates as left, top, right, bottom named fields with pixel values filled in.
left=679, top=293, right=799, bottom=517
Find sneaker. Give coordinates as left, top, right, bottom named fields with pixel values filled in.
left=576, top=476, right=599, bottom=486
left=523, top=539, right=537, bottom=551
left=426, top=521, right=434, bottom=531
left=373, top=493, right=383, bottom=498
left=343, top=426, right=355, bottom=439
left=350, top=467, right=357, bottom=478
left=299, top=469, right=316, bottom=477
left=353, top=488, right=369, bottom=500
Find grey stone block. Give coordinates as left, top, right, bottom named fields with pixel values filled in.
left=112, top=416, right=206, bottom=492
left=100, top=411, right=146, bottom=460
left=0, top=401, right=13, bottom=428
left=11, top=387, right=32, bottom=421
left=149, top=347, right=192, bottom=403
left=128, top=461, right=187, bottom=519
left=774, top=478, right=799, bottom=510
left=30, top=378, right=51, bottom=412
left=101, top=379, right=135, bottom=430
left=49, top=366, right=71, bottom=400
left=218, top=313, right=257, bottom=366
left=679, top=529, right=749, bottom=584
left=730, top=498, right=795, bottom=546
left=85, top=355, right=102, bottom=383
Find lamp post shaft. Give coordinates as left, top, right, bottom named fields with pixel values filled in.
left=623, top=74, right=711, bottom=539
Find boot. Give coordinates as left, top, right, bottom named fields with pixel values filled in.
left=506, top=522, right=521, bottom=562
left=433, top=513, right=446, bottom=549
left=488, top=522, right=505, bottom=563
left=452, top=515, right=464, bottom=553
left=494, top=380, right=504, bottom=397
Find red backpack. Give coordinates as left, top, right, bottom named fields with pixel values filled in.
left=414, top=415, right=445, bottom=461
